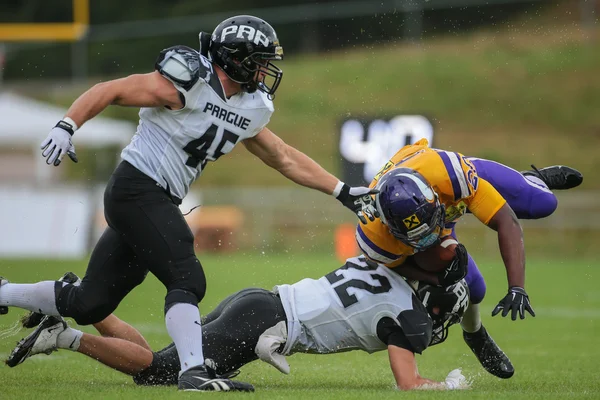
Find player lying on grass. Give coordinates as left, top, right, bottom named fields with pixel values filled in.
left=356, top=138, right=583, bottom=379
left=5, top=257, right=471, bottom=391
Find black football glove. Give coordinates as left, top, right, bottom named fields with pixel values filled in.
left=436, top=243, right=468, bottom=287
left=492, top=286, right=535, bottom=320
left=335, top=183, right=380, bottom=224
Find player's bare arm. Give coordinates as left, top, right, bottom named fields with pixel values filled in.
left=66, top=71, right=183, bottom=128
left=487, top=204, right=525, bottom=288
left=243, top=127, right=339, bottom=194
left=40, top=72, right=184, bottom=166
left=388, top=345, right=454, bottom=390
left=487, top=203, right=535, bottom=320
left=244, top=127, right=379, bottom=223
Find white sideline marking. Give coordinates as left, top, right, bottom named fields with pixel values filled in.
left=534, top=307, right=600, bottom=319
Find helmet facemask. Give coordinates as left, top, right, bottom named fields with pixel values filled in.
left=239, top=53, right=283, bottom=97
left=389, top=200, right=445, bottom=250
left=418, top=281, right=470, bottom=346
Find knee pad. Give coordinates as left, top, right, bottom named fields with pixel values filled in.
left=56, top=284, right=118, bottom=325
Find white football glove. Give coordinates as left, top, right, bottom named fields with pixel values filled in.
left=40, top=121, right=79, bottom=166
left=444, top=368, right=470, bottom=390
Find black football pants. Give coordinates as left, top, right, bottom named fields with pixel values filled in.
left=133, top=288, right=287, bottom=385
left=56, top=161, right=206, bottom=325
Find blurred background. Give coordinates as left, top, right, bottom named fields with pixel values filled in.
left=0, top=0, right=598, bottom=261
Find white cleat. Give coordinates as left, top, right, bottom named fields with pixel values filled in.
left=6, top=315, right=67, bottom=367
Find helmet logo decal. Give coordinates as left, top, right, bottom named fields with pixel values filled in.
left=220, top=25, right=270, bottom=47
left=403, top=214, right=421, bottom=229
left=396, top=173, right=434, bottom=201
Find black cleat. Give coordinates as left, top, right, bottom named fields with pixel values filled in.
left=522, top=165, right=583, bottom=190
left=463, top=326, right=514, bottom=379
left=21, top=272, right=80, bottom=329
left=178, top=360, right=254, bottom=392
left=6, top=315, right=67, bottom=367
left=0, top=277, right=8, bottom=315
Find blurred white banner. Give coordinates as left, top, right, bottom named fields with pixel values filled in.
left=0, top=186, right=93, bottom=258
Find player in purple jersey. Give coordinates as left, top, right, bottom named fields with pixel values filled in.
left=450, top=160, right=581, bottom=378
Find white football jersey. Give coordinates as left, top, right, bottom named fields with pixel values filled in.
left=121, top=49, right=273, bottom=200
left=275, top=256, right=421, bottom=355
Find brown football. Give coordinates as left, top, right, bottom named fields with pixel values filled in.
left=413, top=237, right=458, bottom=272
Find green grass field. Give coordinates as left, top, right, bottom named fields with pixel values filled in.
left=0, top=252, right=598, bottom=399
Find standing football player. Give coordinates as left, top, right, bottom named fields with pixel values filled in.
left=0, top=15, right=378, bottom=392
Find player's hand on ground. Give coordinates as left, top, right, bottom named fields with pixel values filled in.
left=335, top=184, right=380, bottom=224
left=444, top=368, right=470, bottom=390
left=41, top=121, right=78, bottom=166
left=437, top=243, right=468, bottom=287
left=492, top=286, right=535, bottom=320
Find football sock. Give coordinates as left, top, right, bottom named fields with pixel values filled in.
left=165, top=302, right=205, bottom=373
left=461, top=302, right=482, bottom=333
left=0, top=281, right=63, bottom=315
left=57, top=327, right=83, bottom=351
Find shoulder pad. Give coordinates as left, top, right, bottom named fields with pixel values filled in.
left=155, top=45, right=201, bottom=91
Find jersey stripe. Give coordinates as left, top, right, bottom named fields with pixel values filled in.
left=356, top=225, right=398, bottom=264
left=437, top=151, right=470, bottom=200
left=449, top=152, right=470, bottom=198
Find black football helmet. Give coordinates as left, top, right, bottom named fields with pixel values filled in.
left=203, top=15, right=284, bottom=97
left=417, top=279, right=470, bottom=346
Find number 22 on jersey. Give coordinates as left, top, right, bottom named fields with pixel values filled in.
left=325, top=261, right=392, bottom=308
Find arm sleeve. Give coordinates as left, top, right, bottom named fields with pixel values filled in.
left=466, top=178, right=507, bottom=225
left=376, top=299, right=433, bottom=355
left=376, top=317, right=416, bottom=352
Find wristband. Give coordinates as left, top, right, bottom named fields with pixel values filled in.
left=56, top=117, right=78, bottom=136
left=332, top=181, right=345, bottom=198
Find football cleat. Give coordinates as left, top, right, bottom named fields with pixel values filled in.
left=21, top=272, right=80, bottom=328
left=0, top=277, right=8, bottom=315
left=522, top=165, right=583, bottom=190
left=463, top=325, right=514, bottom=379
left=6, top=315, right=67, bottom=367
left=178, top=360, right=254, bottom=392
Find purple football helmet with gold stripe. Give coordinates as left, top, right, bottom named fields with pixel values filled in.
left=374, top=168, right=445, bottom=250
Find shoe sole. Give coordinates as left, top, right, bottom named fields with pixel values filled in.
left=6, top=317, right=62, bottom=367
left=179, top=378, right=254, bottom=392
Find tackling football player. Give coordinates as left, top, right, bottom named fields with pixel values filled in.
left=0, top=15, right=379, bottom=392
left=6, top=259, right=471, bottom=391
left=355, top=139, right=582, bottom=380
